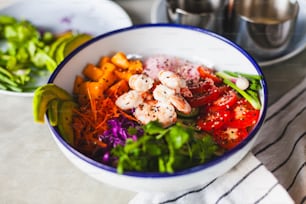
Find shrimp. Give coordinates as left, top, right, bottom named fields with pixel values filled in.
left=115, top=90, right=143, bottom=110
left=134, top=102, right=158, bottom=125
left=158, top=70, right=187, bottom=92
left=154, top=102, right=177, bottom=127
left=134, top=101, right=177, bottom=127
left=153, top=84, right=175, bottom=103
left=169, top=94, right=192, bottom=114
left=115, top=71, right=190, bottom=127
left=128, top=73, right=154, bottom=92
left=153, top=82, right=192, bottom=115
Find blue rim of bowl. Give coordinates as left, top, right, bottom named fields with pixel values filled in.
left=48, top=23, right=268, bottom=178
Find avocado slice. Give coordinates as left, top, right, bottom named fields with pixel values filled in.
left=63, top=33, right=92, bottom=57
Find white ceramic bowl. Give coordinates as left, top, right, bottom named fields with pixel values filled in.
left=0, top=0, right=131, bottom=97
left=47, top=24, right=268, bottom=193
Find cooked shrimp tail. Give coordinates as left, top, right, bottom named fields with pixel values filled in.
left=169, top=94, right=191, bottom=114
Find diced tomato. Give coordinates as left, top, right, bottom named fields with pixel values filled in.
left=188, top=87, right=221, bottom=107
left=197, top=66, right=222, bottom=83
left=197, top=109, right=231, bottom=132
left=187, top=80, right=225, bottom=107
left=228, top=99, right=260, bottom=128
left=211, top=89, right=238, bottom=111
left=213, top=127, right=248, bottom=150
left=188, top=78, right=215, bottom=94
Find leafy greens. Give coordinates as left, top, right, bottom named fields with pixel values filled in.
left=0, top=15, right=56, bottom=92
left=111, top=121, right=218, bottom=174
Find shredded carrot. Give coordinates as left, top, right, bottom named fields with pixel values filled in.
left=72, top=96, right=137, bottom=154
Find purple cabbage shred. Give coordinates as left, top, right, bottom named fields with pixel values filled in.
left=98, top=116, right=143, bottom=164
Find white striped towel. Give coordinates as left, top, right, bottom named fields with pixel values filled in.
left=129, top=78, right=306, bottom=204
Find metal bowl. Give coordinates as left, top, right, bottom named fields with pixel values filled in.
left=166, top=0, right=226, bottom=33
left=230, top=0, right=299, bottom=60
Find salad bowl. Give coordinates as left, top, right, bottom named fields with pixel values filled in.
left=45, top=24, right=268, bottom=192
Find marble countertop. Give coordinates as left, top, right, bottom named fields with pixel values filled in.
left=0, top=0, right=306, bottom=203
